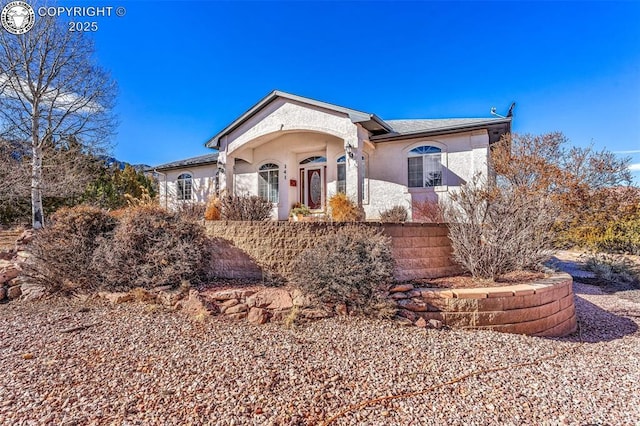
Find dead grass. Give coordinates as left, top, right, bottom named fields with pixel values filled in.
left=411, top=270, right=547, bottom=289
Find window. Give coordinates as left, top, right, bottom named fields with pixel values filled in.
left=408, top=145, right=443, bottom=187
left=300, top=156, right=326, bottom=164
left=337, top=155, right=346, bottom=194
left=337, top=155, right=368, bottom=203
left=177, top=173, right=192, bottom=201
left=258, top=163, right=279, bottom=203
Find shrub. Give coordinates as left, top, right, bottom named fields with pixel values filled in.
left=412, top=200, right=444, bottom=223
left=328, top=193, right=362, bottom=222
left=582, top=253, right=638, bottom=286
left=176, top=202, right=206, bottom=222
left=289, top=203, right=311, bottom=218
left=93, top=205, right=210, bottom=290
left=23, top=205, right=117, bottom=293
left=204, top=197, right=221, bottom=221
left=443, top=176, right=557, bottom=280
left=290, top=225, right=394, bottom=309
left=597, top=215, right=640, bottom=255
left=219, top=193, right=273, bottom=221
left=379, top=205, right=408, bottom=223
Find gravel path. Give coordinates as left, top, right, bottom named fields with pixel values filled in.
left=1, top=281, right=639, bottom=426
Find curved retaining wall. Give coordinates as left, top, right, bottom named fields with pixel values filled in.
left=393, top=272, right=576, bottom=337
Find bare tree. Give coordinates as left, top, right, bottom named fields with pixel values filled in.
left=0, top=10, right=116, bottom=228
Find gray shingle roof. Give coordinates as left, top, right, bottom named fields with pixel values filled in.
left=385, top=118, right=507, bottom=135
left=151, top=152, right=218, bottom=171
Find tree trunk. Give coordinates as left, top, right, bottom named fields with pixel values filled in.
left=31, top=142, right=44, bottom=229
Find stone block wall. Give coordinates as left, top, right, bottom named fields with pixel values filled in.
left=205, top=221, right=462, bottom=281
left=392, top=272, right=577, bottom=337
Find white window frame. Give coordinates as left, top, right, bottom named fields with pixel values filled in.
left=405, top=143, right=448, bottom=192
left=176, top=173, right=193, bottom=201
left=336, top=154, right=368, bottom=204
left=258, top=162, right=279, bottom=204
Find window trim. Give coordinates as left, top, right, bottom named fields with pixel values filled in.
left=336, top=153, right=369, bottom=204
left=404, top=142, right=448, bottom=192
left=176, top=172, right=193, bottom=201
left=258, top=161, right=280, bottom=204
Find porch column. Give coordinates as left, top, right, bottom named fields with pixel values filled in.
left=217, top=151, right=235, bottom=195
left=344, top=125, right=366, bottom=208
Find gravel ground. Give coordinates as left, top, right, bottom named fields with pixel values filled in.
left=1, top=280, right=639, bottom=426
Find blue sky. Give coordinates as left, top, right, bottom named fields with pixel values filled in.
left=68, top=1, right=639, bottom=183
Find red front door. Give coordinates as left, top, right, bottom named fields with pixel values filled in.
left=307, top=168, right=322, bottom=210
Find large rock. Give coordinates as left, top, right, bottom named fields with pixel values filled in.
left=175, top=290, right=217, bottom=317
left=390, top=283, right=414, bottom=293
left=20, top=282, right=46, bottom=301
left=248, top=307, right=269, bottom=325
left=204, top=289, right=257, bottom=301
left=246, top=288, right=293, bottom=310
left=291, top=289, right=312, bottom=307
left=7, top=285, right=21, bottom=300
left=224, top=303, right=248, bottom=315
left=397, top=298, right=429, bottom=312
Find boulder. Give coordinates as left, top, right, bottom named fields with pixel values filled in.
left=291, top=289, right=312, bottom=307
left=20, top=282, right=46, bottom=301
left=248, top=307, right=269, bottom=325
left=7, top=285, right=21, bottom=300
left=224, top=303, right=248, bottom=315
left=397, top=309, right=417, bottom=322
left=415, top=317, right=427, bottom=328
left=397, top=298, right=429, bottom=312
left=390, top=283, right=414, bottom=293
left=0, top=266, right=19, bottom=285
left=428, top=319, right=443, bottom=329
left=205, top=288, right=256, bottom=301
left=175, top=290, right=217, bottom=317
left=246, top=288, right=293, bottom=310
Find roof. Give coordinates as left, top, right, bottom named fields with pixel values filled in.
left=204, top=90, right=512, bottom=148
left=205, top=90, right=392, bottom=148
left=151, top=152, right=219, bottom=171
left=372, top=117, right=512, bottom=142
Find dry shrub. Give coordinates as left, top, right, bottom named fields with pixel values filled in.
left=219, top=193, right=273, bottom=221
left=290, top=225, right=394, bottom=310
left=204, top=197, right=221, bottom=220
left=379, top=205, right=408, bottom=223
left=23, top=205, right=117, bottom=293
left=328, top=193, right=362, bottom=222
left=582, top=253, right=639, bottom=286
left=94, top=205, right=210, bottom=290
left=443, top=175, right=557, bottom=280
left=412, top=200, right=444, bottom=223
left=176, top=202, right=206, bottom=222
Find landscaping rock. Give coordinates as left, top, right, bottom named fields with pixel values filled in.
left=0, top=287, right=6, bottom=301
left=221, top=298, right=240, bottom=308
left=247, top=307, right=269, bottom=325
left=397, top=298, right=429, bottom=312
left=335, top=303, right=348, bottom=316
left=246, top=288, right=293, bottom=310
left=206, top=289, right=256, bottom=301
left=415, top=317, right=427, bottom=328
left=291, top=289, right=312, bottom=307
left=226, top=312, right=248, bottom=321
left=428, top=319, right=443, bottom=329
left=390, top=283, right=414, bottom=293
left=397, top=309, right=417, bottom=322
left=390, top=292, right=408, bottom=299
left=224, top=303, right=248, bottom=315
left=7, top=285, right=21, bottom=300
left=156, top=288, right=184, bottom=307
left=0, top=265, right=19, bottom=285
left=175, top=290, right=217, bottom=317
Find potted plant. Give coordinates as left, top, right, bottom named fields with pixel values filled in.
left=289, top=203, right=311, bottom=221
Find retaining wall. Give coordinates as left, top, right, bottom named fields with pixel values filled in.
left=393, top=272, right=577, bottom=337
left=204, top=221, right=462, bottom=281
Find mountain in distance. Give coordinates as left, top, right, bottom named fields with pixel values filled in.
left=101, top=156, right=150, bottom=172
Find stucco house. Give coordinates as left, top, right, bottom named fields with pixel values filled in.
left=153, top=90, right=511, bottom=220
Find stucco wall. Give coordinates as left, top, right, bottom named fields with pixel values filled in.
left=157, top=164, right=217, bottom=210
left=205, top=221, right=461, bottom=281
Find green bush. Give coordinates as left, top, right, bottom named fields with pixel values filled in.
left=290, top=225, right=394, bottom=309
left=379, top=205, right=408, bottom=223
left=24, top=205, right=117, bottom=293
left=597, top=215, right=640, bottom=255
left=583, top=253, right=638, bottom=286
left=94, top=205, right=210, bottom=290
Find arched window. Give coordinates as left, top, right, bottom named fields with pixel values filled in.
left=258, top=163, right=279, bottom=203
left=336, top=155, right=368, bottom=203
left=177, top=173, right=192, bottom=201
left=408, top=146, right=442, bottom=187
left=300, top=156, right=326, bottom=164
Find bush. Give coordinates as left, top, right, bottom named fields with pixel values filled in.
left=443, top=176, right=557, bottom=280
left=219, top=193, right=273, bottom=221
left=597, top=215, right=640, bottom=255
left=582, top=253, right=638, bottom=286
left=379, top=205, right=408, bottom=223
left=204, top=197, right=221, bottom=220
left=24, top=205, right=117, bottom=292
left=290, top=225, right=394, bottom=309
left=412, top=200, right=444, bottom=223
left=328, top=193, right=362, bottom=222
left=175, top=202, right=206, bottom=222
left=94, top=205, right=210, bottom=290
